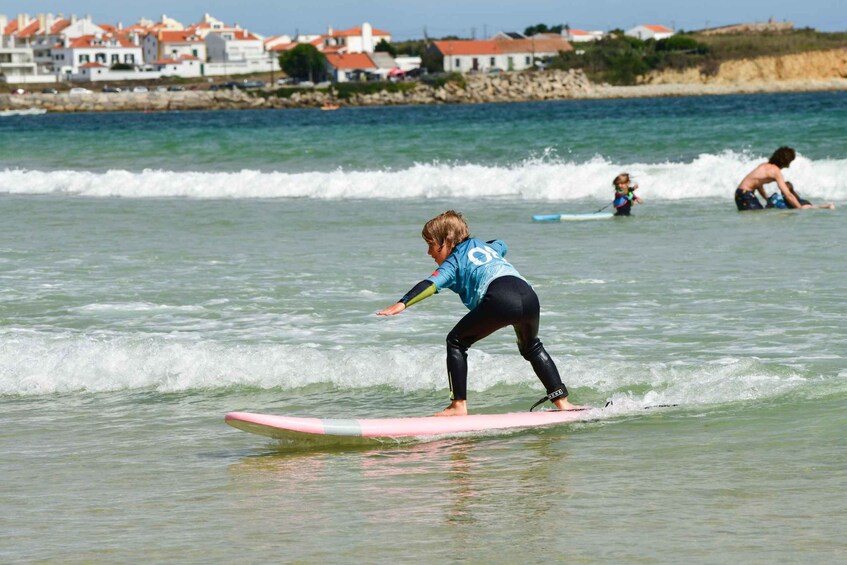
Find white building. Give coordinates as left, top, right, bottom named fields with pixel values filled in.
left=0, top=45, right=38, bottom=82
left=1, top=13, right=107, bottom=81
left=433, top=37, right=573, bottom=73
left=52, top=33, right=144, bottom=80
left=563, top=29, right=605, bottom=43
left=625, top=25, right=674, bottom=41
left=143, top=30, right=206, bottom=65
left=322, top=23, right=390, bottom=54
left=205, top=29, right=263, bottom=63
left=154, top=55, right=203, bottom=78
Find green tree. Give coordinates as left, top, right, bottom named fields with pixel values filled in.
left=278, top=43, right=327, bottom=82
left=374, top=38, right=398, bottom=57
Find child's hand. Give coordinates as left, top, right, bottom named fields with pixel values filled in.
left=377, top=302, right=406, bottom=316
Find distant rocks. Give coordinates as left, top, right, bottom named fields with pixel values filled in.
left=2, top=50, right=847, bottom=114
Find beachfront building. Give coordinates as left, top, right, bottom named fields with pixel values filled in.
left=52, top=33, right=144, bottom=81
left=321, top=23, right=390, bottom=54
left=204, top=29, right=270, bottom=76
left=1, top=13, right=108, bottom=81
left=153, top=55, right=203, bottom=78
left=563, top=29, right=605, bottom=43
left=0, top=44, right=38, bottom=82
left=432, top=37, right=573, bottom=73
left=143, top=30, right=206, bottom=65
left=625, top=25, right=674, bottom=41
left=324, top=52, right=379, bottom=82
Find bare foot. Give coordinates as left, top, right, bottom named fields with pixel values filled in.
left=434, top=400, right=467, bottom=417
left=553, top=398, right=587, bottom=411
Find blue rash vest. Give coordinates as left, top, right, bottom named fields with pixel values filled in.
left=426, top=238, right=525, bottom=310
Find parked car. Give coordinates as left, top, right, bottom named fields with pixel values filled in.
left=240, top=79, right=265, bottom=89
left=295, top=80, right=315, bottom=87
left=11, top=88, right=30, bottom=94
left=41, top=87, right=59, bottom=94
left=68, top=87, right=92, bottom=94
left=167, top=85, right=185, bottom=91
left=276, top=77, right=293, bottom=85
left=131, top=86, right=148, bottom=93
left=155, top=86, right=168, bottom=92
left=102, top=86, right=122, bottom=93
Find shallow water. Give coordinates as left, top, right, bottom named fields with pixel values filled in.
left=2, top=93, right=846, bottom=563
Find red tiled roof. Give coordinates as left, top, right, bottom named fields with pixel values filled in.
left=212, top=29, right=259, bottom=41
left=80, top=62, right=106, bottom=68
left=15, top=20, right=40, bottom=38
left=644, top=25, right=673, bottom=33
left=268, top=42, right=298, bottom=52
left=331, top=25, right=390, bottom=38
left=67, top=34, right=138, bottom=49
left=325, top=52, right=376, bottom=70
left=157, top=30, right=203, bottom=43
left=435, top=38, right=572, bottom=56
left=50, top=20, right=72, bottom=34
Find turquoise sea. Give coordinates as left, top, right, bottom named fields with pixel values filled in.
left=2, top=92, right=846, bottom=563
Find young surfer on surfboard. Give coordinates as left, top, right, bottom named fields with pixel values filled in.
left=377, top=210, right=580, bottom=417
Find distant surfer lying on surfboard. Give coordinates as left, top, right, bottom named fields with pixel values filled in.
left=377, top=210, right=580, bottom=417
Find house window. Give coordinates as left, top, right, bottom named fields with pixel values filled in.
left=125, top=54, right=135, bottom=63
left=95, top=53, right=106, bottom=63
left=79, top=54, right=90, bottom=63
left=111, top=54, right=119, bottom=63
left=455, top=58, right=460, bottom=68
left=525, top=56, right=531, bottom=65
left=192, top=49, right=198, bottom=57
left=490, top=57, right=495, bottom=66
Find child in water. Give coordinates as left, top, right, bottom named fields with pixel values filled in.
left=613, top=172, right=642, bottom=216
left=377, top=210, right=579, bottom=416
left=767, top=181, right=835, bottom=210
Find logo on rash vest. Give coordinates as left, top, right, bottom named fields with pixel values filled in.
left=467, top=246, right=498, bottom=266
left=431, top=270, right=440, bottom=277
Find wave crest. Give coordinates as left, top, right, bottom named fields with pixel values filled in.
left=3, top=152, right=845, bottom=201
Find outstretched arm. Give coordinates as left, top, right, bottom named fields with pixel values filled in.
left=774, top=170, right=802, bottom=209
left=377, top=280, right=436, bottom=316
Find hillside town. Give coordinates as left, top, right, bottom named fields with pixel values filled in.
left=0, top=11, right=678, bottom=85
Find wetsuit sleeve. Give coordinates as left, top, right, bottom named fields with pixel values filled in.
left=399, top=280, right=437, bottom=308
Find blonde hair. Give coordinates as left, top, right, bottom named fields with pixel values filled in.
left=421, top=210, right=470, bottom=249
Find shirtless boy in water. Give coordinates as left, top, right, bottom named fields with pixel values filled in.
left=735, top=146, right=802, bottom=211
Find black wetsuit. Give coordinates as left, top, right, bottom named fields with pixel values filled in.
left=398, top=239, right=567, bottom=403
left=444, top=276, right=565, bottom=401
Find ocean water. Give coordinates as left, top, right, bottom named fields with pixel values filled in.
left=1, top=92, right=846, bottom=563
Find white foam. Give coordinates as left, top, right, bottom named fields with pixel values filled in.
left=2, top=151, right=844, bottom=201
left=0, top=334, right=814, bottom=404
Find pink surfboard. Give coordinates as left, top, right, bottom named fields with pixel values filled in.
left=225, top=408, right=597, bottom=443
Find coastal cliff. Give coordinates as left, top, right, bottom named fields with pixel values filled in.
left=642, top=48, right=847, bottom=84
left=2, top=49, right=846, bottom=113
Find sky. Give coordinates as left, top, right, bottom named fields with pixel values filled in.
left=2, top=0, right=845, bottom=40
